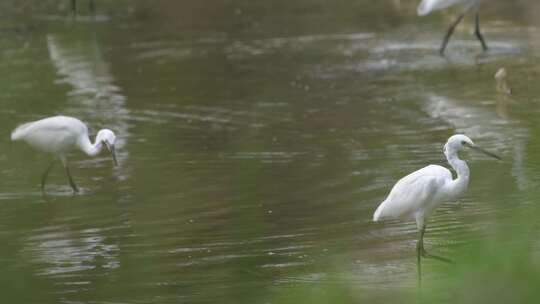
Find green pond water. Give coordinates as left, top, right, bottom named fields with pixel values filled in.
left=1, top=1, right=540, bottom=303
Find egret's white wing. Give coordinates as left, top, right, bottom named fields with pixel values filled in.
left=11, top=116, right=86, bottom=154
left=373, top=165, right=451, bottom=221
left=11, top=120, right=72, bottom=141
left=12, top=116, right=82, bottom=139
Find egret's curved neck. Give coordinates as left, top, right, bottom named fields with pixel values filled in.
left=445, top=149, right=470, bottom=199
left=78, top=135, right=103, bottom=157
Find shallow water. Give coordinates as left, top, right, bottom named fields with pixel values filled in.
left=1, top=1, right=540, bottom=303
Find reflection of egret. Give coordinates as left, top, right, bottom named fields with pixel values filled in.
left=11, top=116, right=118, bottom=193
left=25, top=227, right=120, bottom=276
left=495, top=68, right=514, bottom=120
left=495, top=68, right=512, bottom=95
left=46, top=30, right=129, bottom=166
left=71, top=0, right=95, bottom=15
left=373, top=135, right=500, bottom=282
left=417, top=0, right=488, bottom=54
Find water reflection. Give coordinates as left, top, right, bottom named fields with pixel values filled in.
left=24, top=226, right=120, bottom=276
left=423, top=93, right=532, bottom=191
left=46, top=29, right=130, bottom=165
left=1, top=1, right=540, bottom=303
left=20, top=23, right=131, bottom=280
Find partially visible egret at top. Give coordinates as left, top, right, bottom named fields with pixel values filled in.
left=417, top=0, right=488, bottom=54
left=373, top=135, right=500, bottom=282
left=11, top=115, right=118, bottom=193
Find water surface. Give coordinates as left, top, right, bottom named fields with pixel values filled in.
left=1, top=1, right=540, bottom=303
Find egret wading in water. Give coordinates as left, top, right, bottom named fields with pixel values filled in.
left=11, top=116, right=118, bottom=193
left=373, top=135, right=500, bottom=282
left=417, top=0, right=487, bottom=55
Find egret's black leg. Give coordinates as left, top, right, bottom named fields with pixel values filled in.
left=440, top=13, right=465, bottom=55
left=65, top=166, right=79, bottom=193
left=419, top=225, right=453, bottom=264
left=417, top=225, right=426, bottom=284
left=71, top=0, right=76, bottom=14
left=474, top=13, right=488, bottom=51
left=417, top=224, right=452, bottom=285
left=422, top=249, right=453, bottom=264
left=41, top=161, right=56, bottom=190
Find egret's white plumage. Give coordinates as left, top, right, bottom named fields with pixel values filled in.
left=373, top=134, right=500, bottom=282
left=373, top=165, right=454, bottom=225
left=11, top=115, right=117, bottom=193
left=416, top=0, right=487, bottom=54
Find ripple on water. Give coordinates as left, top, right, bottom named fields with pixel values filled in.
left=3, top=4, right=537, bottom=302
left=131, top=104, right=291, bottom=131
left=131, top=32, right=376, bottom=63
left=24, top=227, right=120, bottom=277
left=36, top=14, right=111, bottom=23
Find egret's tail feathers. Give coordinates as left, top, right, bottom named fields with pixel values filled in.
left=373, top=201, right=386, bottom=222
left=11, top=122, right=32, bottom=141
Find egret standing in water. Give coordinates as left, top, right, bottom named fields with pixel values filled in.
left=373, top=135, right=500, bottom=282
left=11, top=116, right=118, bottom=193
left=417, top=0, right=488, bottom=54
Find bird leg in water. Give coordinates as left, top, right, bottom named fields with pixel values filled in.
left=64, top=165, right=79, bottom=193
left=440, top=13, right=465, bottom=55
left=419, top=225, right=453, bottom=264
left=474, top=13, right=488, bottom=51
left=416, top=225, right=428, bottom=283
left=59, top=156, right=79, bottom=193
left=71, top=0, right=76, bottom=14
left=422, top=249, right=453, bottom=263
left=417, top=225, right=452, bottom=283
left=417, top=229, right=423, bottom=284
left=41, top=161, right=56, bottom=190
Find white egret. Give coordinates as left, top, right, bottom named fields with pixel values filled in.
left=11, top=115, right=117, bottom=193
left=373, top=134, right=500, bottom=282
left=417, top=0, right=487, bottom=54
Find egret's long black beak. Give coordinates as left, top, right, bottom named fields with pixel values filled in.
left=464, top=142, right=501, bottom=160
left=104, top=141, right=118, bottom=166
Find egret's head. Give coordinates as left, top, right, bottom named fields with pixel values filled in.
left=444, top=134, right=500, bottom=160
left=445, top=134, right=473, bottom=152
left=96, top=129, right=118, bottom=166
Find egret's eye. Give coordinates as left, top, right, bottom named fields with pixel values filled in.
left=461, top=141, right=466, bottom=145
